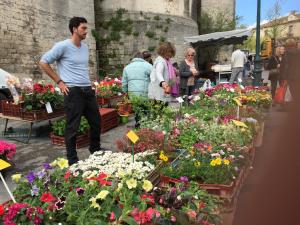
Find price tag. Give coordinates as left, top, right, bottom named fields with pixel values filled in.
left=176, top=97, right=184, bottom=103
left=0, top=159, right=11, bottom=170
left=45, top=102, right=53, bottom=114
left=94, top=81, right=99, bottom=86
left=232, top=120, right=248, bottom=128
left=238, top=78, right=242, bottom=83
left=240, top=85, right=245, bottom=89
left=233, top=98, right=242, bottom=106
left=126, top=130, right=139, bottom=144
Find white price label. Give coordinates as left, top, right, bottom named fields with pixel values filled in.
left=45, top=102, right=53, bottom=114
left=176, top=97, right=184, bottom=103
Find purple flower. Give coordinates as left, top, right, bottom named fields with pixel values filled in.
left=179, top=176, right=189, bottom=183
left=76, top=188, right=85, bottom=196
left=37, top=171, right=46, bottom=179
left=31, top=185, right=39, bottom=196
left=43, top=163, right=52, bottom=170
left=27, top=171, right=36, bottom=184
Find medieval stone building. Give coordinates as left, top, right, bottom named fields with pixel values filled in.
left=0, top=0, right=235, bottom=79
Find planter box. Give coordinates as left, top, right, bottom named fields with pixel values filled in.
left=97, top=95, right=123, bottom=106
left=160, top=167, right=246, bottom=212
left=99, top=108, right=119, bottom=133
left=50, top=132, right=90, bottom=149
left=1, top=101, right=22, bottom=118
left=22, top=107, right=64, bottom=121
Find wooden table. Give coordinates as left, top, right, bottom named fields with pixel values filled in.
left=0, top=114, right=63, bottom=144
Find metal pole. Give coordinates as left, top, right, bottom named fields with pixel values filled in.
left=253, top=0, right=262, bottom=86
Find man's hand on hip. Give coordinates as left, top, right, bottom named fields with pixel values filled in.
left=58, top=81, right=69, bottom=95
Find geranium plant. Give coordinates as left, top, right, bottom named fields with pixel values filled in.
left=96, top=77, right=122, bottom=98
left=0, top=140, right=16, bottom=161
left=22, top=82, right=63, bottom=111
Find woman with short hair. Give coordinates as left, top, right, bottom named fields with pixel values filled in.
left=179, top=47, right=199, bottom=97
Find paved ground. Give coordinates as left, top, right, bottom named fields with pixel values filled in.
left=0, top=115, right=135, bottom=203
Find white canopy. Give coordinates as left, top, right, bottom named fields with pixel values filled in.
left=184, top=29, right=252, bottom=48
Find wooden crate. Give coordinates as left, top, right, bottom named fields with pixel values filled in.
left=99, top=108, right=119, bottom=133
left=1, top=100, right=22, bottom=118
left=22, top=109, right=48, bottom=121
left=50, top=132, right=90, bottom=149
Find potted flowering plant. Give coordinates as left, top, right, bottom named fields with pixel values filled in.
left=95, top=77, right=123, bottom=105
left=0, top=140, right=16, bottom=162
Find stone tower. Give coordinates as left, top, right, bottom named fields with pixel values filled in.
left=94, top=0, right=200, bottom=74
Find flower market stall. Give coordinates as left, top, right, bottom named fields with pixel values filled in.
left=0, top=83, right=272, bottom=224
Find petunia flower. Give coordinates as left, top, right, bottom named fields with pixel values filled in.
left=31, top=185, right=39, bottom=196
left=142, top=180, right=153, bottom=192
left=89, top=197, right=101, bottom=210
left=126, top=178, right=137, bottom=189
left=26, top=171, right=36, bottom=184
left=57, top=158, right=69, bottom=169
left=11, top=174, right=22, bottom=183
left=96, top=190, right=109, bottom=200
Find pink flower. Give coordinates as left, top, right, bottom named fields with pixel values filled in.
left=186, top=210, right=197, bottom=219
left=109, top=212, right=116, bottom=221
left=171, top=215, right=176, bottom=222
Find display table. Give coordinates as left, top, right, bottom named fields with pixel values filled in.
left=211, top=64, right=232, bottom=84
left=0, top=113, right=64, bottom=143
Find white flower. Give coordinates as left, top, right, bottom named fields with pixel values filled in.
left=219, top=150, right=225, bottom=155
left=177, top=195, right=182, bottom=200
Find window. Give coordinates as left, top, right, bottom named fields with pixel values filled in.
left=288, top=25, right=293, bottom=37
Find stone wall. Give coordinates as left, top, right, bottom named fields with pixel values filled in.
left=95, top=1, right=198, bottom=74
left=0, top=0, right=96, bottom=80
left=201, top=0, right=235, bottom=20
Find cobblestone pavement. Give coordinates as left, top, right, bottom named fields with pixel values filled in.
left=0, top=116, right=135, bottom=203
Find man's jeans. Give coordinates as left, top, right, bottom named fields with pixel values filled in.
left=64, top=86, right=101, bottom=165
left=229, top=67, right=244, bottom=84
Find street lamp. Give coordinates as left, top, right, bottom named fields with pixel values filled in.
left=253, top=0, right=262, bottom=86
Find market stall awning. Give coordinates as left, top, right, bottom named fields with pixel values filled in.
left=184, top=29, right=252, bottom=48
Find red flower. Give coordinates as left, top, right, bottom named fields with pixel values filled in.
left=87, top=172, right=112, bottom=186
left=199, top=201, right=206, bottom=209
left=33, top=83, right=43, bottom=93
left=0, top=204, right=5, bottom=216
left=64, top=171, right=71, bottom=180
left=40, top=193, right=56, bottom=203
left=140, top=194, right=155, bottom=205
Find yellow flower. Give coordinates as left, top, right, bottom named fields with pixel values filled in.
left=57, top=158, right=69, bottom=169
left=117, top=183, right=123, bottom=192
left=215, top=157, right=222, bottom=166
left=89, top=197, right=101, bottom=210
left=162, top=156, right=168, bottom=162
left=223, top=159, right=230, bottom=166
left=210, top=160, right=216, bottom=167
left=50, top=160, right=58, bottom=167
left=126, top=178, right=137, bottom=189
left=142, top=180, right=153, bottom=192
left=194, top=161, right=201, bottom=167
left=11, top=174, right=22, bottom=183
left=96, top=190, right=109, bottom=200
left=117, top=170, right=126, bottom=178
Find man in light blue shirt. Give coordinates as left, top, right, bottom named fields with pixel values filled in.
left=39, top=17, right=101, bottom=165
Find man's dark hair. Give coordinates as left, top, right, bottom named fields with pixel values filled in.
left=69, top=17, right=87, bottom=34
left=133, top=52, right=143, bottom=59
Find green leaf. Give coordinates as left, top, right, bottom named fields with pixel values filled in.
left=122, top=216, right=139, bottom=225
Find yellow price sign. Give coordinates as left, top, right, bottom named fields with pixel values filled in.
left=126, top=130, right=139, bottom=144
left=0, top=159, right=11, bottom=170
left=232, top=120, right=248, bottom=128
left=233, top=98, right=242, bottom=106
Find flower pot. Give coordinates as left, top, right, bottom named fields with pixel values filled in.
left=50, top=132, right=90, bottom=149
left=119, top=114, right=129, bottom=124
left=117, top=102, right=132, bottom=115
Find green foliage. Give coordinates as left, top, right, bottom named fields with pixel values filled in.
left=145, top=31, right=156, bottom=39
left=153, top=15, right=161, bottom=21
left=52, top=117, right=89, bottom=136
left=133, top=31, right=139, bottom=37
left=159, top=36, right=166, bottom=42
left=163, top=27, right=169, bottom=33
left=165, top=18, right=172, bottom=24
left=147, top=46, right=156, bottom=52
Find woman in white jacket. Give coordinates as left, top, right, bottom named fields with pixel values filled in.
left=148, top=42, right=176, bottom=103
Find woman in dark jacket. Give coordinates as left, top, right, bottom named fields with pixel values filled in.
left=179, top=47, right=199, bottom=97
left=267, top=46, right=285, bottom=98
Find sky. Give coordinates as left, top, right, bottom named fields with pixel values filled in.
left=236, top=0, right=300, bottom=26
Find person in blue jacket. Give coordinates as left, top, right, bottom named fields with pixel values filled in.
left=122, top=51, right=153, bottom=97
left=122, top=51, right=153, bottom=127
